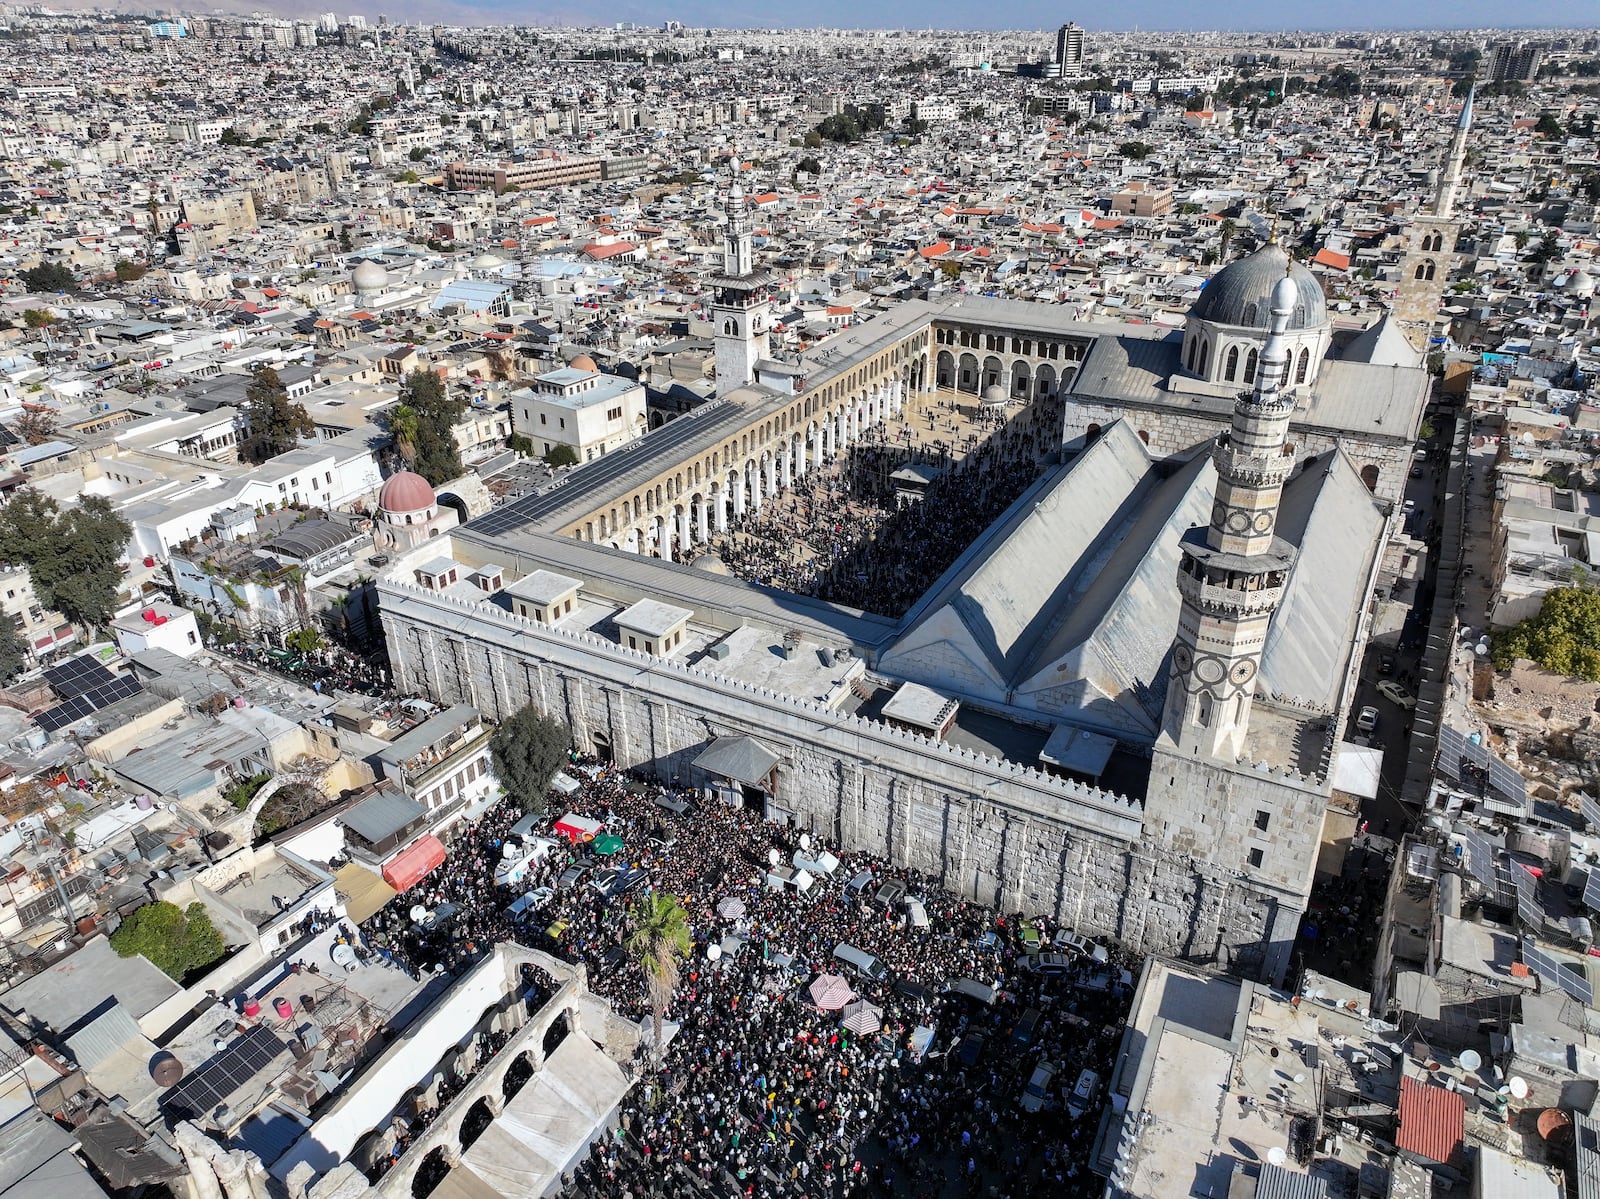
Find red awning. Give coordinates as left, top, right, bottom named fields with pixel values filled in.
left=383, top=834, right=446, bottom=893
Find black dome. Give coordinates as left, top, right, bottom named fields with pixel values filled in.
left=1190, top=244, right=1327, bottom=331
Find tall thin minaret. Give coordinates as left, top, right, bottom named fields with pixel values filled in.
left=1161, top=269, right=1300, bottom=761
left=711, top=159, right=770, bottom=390
left=1433, top=85, right=1473, bottom=218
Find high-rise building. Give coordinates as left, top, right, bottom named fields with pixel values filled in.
left=1055, top=22, right=1085, bottom=77
left=1487, top=39, right=1541, bottom=83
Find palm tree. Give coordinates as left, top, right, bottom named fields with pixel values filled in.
left=626, top=893, right=692, bottom=1074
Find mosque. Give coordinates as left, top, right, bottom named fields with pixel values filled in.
left=373, top=166, right=1431, bottom=986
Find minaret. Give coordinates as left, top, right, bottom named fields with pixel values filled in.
left=1433, top=85, right=1473, bottom=219
left=1394, top=87, right=1472, bottom=350
left=710, top=159, right=770, bottom=390
left=1161, top=269, right=1300, bottom=761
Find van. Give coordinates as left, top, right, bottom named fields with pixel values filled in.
left=944, top=978, right=998, bottom=1006
left=1013, top=1007, right=1044, bottom=1047
left=1067, top=1068, right=1101, bottom=1117
left=832, top=941, right=889, bottom=983
left=766, top=865, right=814, bottom=894
left=793, top=847, right=840, bottom=876
left=904, top=897, right=930, bottom=929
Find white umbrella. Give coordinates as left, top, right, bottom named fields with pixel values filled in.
left=808, top=973, right=854, bottom=1011
left=841, top=1000, right=882, bottom=1035
left=716, top=896, right=747, bottom=919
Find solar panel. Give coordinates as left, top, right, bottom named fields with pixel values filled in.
left=1522, top=936, right=1595, bottom=1007
left=1435, top=726, right=1466, bottom=783
left=1487, top=758, right=1529, bottom=811
left=34, top=675, right=143, bottom=733
left=1459, top=829, right=1499, bottom=890
left=1516, top=865, right=1544, bottom=929
left=164, top=1025, right=288, bottom=1119
left=1406, top=844, right=1439, bottom=882
left=42, top=655, right=115, bottom=699
left=1582, top=794, right=1600, bottom=832
left=1585, top=867, right=1600, bottom=914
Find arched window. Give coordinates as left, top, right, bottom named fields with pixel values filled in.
left=1224, top=345, right=1239, bottom=382
left=1415, top=260, right=1436, bottom=281
left=1244, top=348, right=1259, bottom=385
left=1185, top=337, right=1196, bottom=371
left=1195, top=692, right=1213, bottom=728
left=1242, top=302, right=1259, bottom=326
left=1294, top=347, right=1310, bottom=385
left=1198, top=339, right=1210, bottom=375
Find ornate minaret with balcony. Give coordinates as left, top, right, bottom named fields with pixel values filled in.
left=1161, top=268, right=1301, bottom=761
left=710, top=160, right=772, bottom=390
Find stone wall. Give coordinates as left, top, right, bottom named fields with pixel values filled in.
left=378, top=579, right=1310, bottom=982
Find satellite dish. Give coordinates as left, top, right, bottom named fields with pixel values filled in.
left=767, top=849, right=780, bottom=866
left=799, top=833, right=811, bottom=850
left=1312, top=989, right=1327, bottom=1002
left=1510, top=1076, right=1530, bottom=1100
left=705, top=942, right=722, bottom=961
left=1267, top=1147, right=1286, bottom=1166
left=1293, top=1074, right=1306, bottom=1085
left=1460, top=1049, right=1482, bottom=1071
left=1475, top=640, right=1490, bottom=657
left=410, top=905, right=428, bottom=923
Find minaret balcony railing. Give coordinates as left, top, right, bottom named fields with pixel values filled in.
left=1211, top=443, right=1295, bottom=488
left=1177, top=569, right=1286, bottom=617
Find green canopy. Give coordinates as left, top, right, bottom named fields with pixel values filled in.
left=591, top=833, right=625, bottom=856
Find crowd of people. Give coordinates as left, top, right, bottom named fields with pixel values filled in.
left=357, top=759, right=1137, bottom=1199
left=218, top=640, right=388, bottom=697
left=705, top=392, right=1067, bottom=618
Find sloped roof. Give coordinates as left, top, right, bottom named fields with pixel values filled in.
left=1396, top=1075, right=1464, bottom=1166
left=1343, top=312, right=1423, bottom=369
left=1258, top=449, right=1385, bottom=710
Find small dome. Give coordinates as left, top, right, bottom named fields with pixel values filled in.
left=568, top=354, right=598, bottom=373
left=378, top=470, right=435, bottom=514
left=470, top=252, right=505, bottom=271
left=1190, top=243, right=1327, bottom=332
left=1564, top=269, right=1595, bottom=298
left=693, top=552, right=731, bottom=575
left=352, top=259, right=389, bottom=293
left=981, top=384, right=1007, bottom=407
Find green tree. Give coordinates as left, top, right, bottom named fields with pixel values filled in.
left=1529, top=232, right=1561, bottom=264
left=507, top=432, right=534, bottom=456
left=0, top=490, right=129, bottom=633
left=408, top=145, right=430, bottom=161
left=0, top=621, right=25, bottom=687
left=109, top=900, right=226, bottom=981
left=627, top=893, right=692, bottom=1074
left=394, top=369, right=463, bottom=485
left=1493, top=586, right=1600, bottom=680
left=1533, top=112, right=1564, bottom=140
left=241, top=367, right=315, bottom=464
left=112, top=259, right=147, bottom=283
left=285, top=626, right=322, bottom=654
left=311, top=121, right=332, bottom=134
left=18, top=263, right=75, bottom=293
left=1118, top=141, right=1153, bottom=160
left=489, top=706, right=569, bottom=815
left=544, top=443, right=579, bottom=468
left=21, top=309, right=53, bottom=329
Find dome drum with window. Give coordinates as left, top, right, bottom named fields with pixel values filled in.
left=1181, top=245, right=1331, bottom=391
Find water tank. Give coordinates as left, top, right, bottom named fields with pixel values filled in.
left=150, top=1053, right=184, bottom=1087
left=136, top=795, right=153, bottom=811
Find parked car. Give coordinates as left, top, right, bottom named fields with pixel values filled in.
left=1379, top=654, right=1395, bottom=676
left=1066, top=1068, right=1102, bottom=1117
left=1021, top=1060, right=1058, bottom=1113
left=1376, top=679, right=1417, bottom=710
left=558, top=863, right=590, bottom=889
left=955, top=1031, right=987, bottom=1067
left=1053, top=930, right=1110, bottom=964
left=1356, top=706, right=1379, bottom=734
left=1028, top=952, right=1076, bottom=978
left=871, top=879, right=907, bottom=909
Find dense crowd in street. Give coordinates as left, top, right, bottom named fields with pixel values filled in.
left=358, top=759, right=1137, bottom=1199
left=707, top=392, right=1066, bottom=618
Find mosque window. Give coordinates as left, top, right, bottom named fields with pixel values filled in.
left=1224, top=345, right=1239, bottom=382
left=1195, top=692, right=1212, bottom=728
left=1248, top=847, right=1264, bottom=868
left=1295, top=348, right=1310, bottom=385
left=1198, top=339, right=1210, bottom=374
left=1244, top=349, right=1258, bottom=385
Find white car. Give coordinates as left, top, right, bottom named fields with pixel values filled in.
left=1021, top=1060, right=1058, bottom=1113
left=1376, top=679, right=1417, bottom=710
left=1053, top=930, right=1110, bottom=964
left=1356, top=706, right=1379, bottom=734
